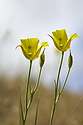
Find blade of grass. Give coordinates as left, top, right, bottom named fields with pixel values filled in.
left=34, top=98, right=40, bottom=125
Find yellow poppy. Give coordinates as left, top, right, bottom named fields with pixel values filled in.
left=49, top=29, right=78, bottom=52
left=17, top=38, right=48, bottom=60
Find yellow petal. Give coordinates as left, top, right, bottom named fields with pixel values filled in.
left=51, top=29, right=68, bottom=51
left=21, top=38, right=39, bottom=54
left=41, top=42, right=49, bottom=47
left=64, top=33, right=79, bottom=51
left=29, top=38, right=39, bottom=53
left=68, top=33, right=79, bottom=42
left=20, top=38, right=39, bottom=60
left=49, top=34, right=60, bottom=50
left=52, top=29, right=68, bottom=43
left=33, top=42, right=48, bottom=59
left=20, top=45, right=33, bottom=60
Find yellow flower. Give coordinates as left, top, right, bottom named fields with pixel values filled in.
left=17, top=38, right=48, bottom=60
left=49, top=29, right=78, bottom=52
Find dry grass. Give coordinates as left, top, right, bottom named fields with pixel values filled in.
left=0, top=76, right=83, bottom=125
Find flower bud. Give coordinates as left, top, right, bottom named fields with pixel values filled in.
left=40, top=50, right=45, bottom=68
left=68, top=51, right=73, bottom=69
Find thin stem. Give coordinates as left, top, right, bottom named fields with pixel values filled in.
left=56, top=52, right=64, bottom=96
left=33, top=68, right=42, bottom=125
left=24, top=98, right=32, bottom=123
left=50, top=67, right=71, bottom=125
left=23, top=66, right=42, bottom=125
left=26, top=60, right=32, bottom=108
left=33, top=67, right=42, bottom=94
left=19, top=94, right=24, bottom=125
left=23, top=60, right=32, bottom=125
left=19, top=81, right=24, bottom=125
left=50, top=52, right=64, bottom=125
left=34, top=98, right=40, bottom=125
left=57, top=68, right=71, bottom=103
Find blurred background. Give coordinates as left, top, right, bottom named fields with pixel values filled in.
left=0, top=0, right=83, bottom=125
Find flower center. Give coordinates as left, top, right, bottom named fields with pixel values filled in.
left=28, top=45, right=32, bottom=49
left=59, top=38, right=62, bottom=41
left=58, top=38, right=63, bottom=47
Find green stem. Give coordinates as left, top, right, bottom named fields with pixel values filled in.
left=50, top=68, right=71, bottom=125
left=26, top=60, right=32, bottom=107
left=34, top=98, right=40, bottom=125
left=19, top=94, right=24, bottom=125
left=23, top=60, right=32, bottom=125
left=33, top=67, right=42, bottom=94
left=50, top=52, right=64, bottom=125
left=23, top=66, right=42, bottom=125
left=56, top=52, right=64, bottom=96
left=57, top=68, right=71, bottom=104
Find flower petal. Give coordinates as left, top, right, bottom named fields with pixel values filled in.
left=20, top=38, right=39, bottom=60
left=21, top=38, right=39, bottom=54
left=29, top=38, right=39, bottom=53
left=20, top=45, right=33, bottom=60
left=52, top=29, right=68, bottom=43
left=64, top=33, right=79, bottom=51
left=49, top=34, right=60, bottom=50
left=33, top=42, right=48, bottom=59
left=68, top=33, right=79, bottom=42
left=41, top=42, right=49, bottom=47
